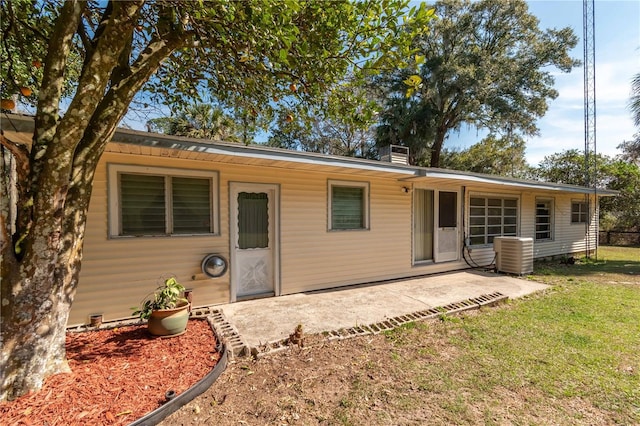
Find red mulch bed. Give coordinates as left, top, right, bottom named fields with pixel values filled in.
left=0, top=319, right=220, bottom=426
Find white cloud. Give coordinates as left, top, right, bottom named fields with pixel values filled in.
left=527, top=112, right=634, bottom=166
left=529, top=51, right=638, bottom=166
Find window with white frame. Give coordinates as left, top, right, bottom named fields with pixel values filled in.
left=469, top=196, right=518, bottom=246
left=108, top=165, right=218, bottom=237
left=328, top=180, right=369, bottom=230
left=571, top=201, right=587, bottom=224
left=535, top=199, right=553, bottom=241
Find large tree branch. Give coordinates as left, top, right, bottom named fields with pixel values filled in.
left=23, top=1, right=144, bottom=270
left=63, top=29, right=192, bottom=253
left=76, top=19, right=94, bottom=64
left=73, top=30, right=193, bottom=175
left=31, top=1, right=144, bottom=210
left=111, top=26, right=135, bottom=86
left=32, top=0, right=83, bottom=162
left=46, top=1, right=144, bottom=156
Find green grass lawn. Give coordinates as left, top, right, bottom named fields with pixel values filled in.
left=370, top=246, right=640, bottom=425
left=163, top=247, right=640, bottom=425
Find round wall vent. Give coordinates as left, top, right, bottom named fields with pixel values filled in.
left=201, top=254, right=228, bottom=278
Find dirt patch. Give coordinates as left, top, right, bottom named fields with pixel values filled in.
left=0, top=318, right=219, bottom=426
left=160, top=313, right=627, bottom=426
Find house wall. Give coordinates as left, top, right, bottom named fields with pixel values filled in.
left=71, top=151, right=465, bottom=326
left=73, top=153, right=230, bottom=326
left=69, top=150, right=599, bottom=326
left=523, top=191, right=598, bottom=259
left=459, top=188, right=598, bottom=266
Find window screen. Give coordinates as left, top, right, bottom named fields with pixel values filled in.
left=535, top=200, right=552, bottom=240
left=117, top=170, right=214, bottom=236
left=172, top=177, right=211, bottom=234
left=439, top=191, right=457, bottom=228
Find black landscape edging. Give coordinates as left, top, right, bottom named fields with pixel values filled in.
left=128, top=339, right=228, bottom=426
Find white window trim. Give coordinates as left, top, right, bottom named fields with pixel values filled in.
left=108, top=164, right=219, bottom=238
left=467, top=193, right=520, bottom=248
left=327, top=179, right=370, bottom=231
left=535, top=198, right=554, bottom=242
left=571, top=200, right=588, bottom=224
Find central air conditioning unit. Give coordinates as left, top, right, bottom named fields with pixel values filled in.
left=493, top=236, right=534, bottom=275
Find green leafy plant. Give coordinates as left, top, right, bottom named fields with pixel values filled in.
left=133, top=277, right=187, bottom=320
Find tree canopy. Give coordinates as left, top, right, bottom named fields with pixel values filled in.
left=374, top=0, right=579, bottom=167
left=440, top=133, right=530, bottom=177
left=0, top=0, right=433, bottom=401
left=146, top=103, right=244, bottom=143
left=630, top=72, right=640, bottom=128
left=534, top=148, right=640, bottom=231
left=622, top=72, right=640, bottom=162
left=266, top=105, right=378, bottom=158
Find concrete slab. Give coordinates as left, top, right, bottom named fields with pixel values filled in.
left=218, top=270, right=548, bottom=348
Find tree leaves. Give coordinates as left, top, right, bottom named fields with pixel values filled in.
left=375, top=0, right=578, bottom=167
left=403, top=74, right=422, bottom=97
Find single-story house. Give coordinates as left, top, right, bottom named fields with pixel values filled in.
left=2, top=114, right=616, bottom=326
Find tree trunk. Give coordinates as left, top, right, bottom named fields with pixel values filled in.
left=430, top=126, right=447, bottom=168
left=0, top=18, right=186, bottom=400
left=1, top=266, right=76, bottom=401
left=0, top=208, right=89, bottom=401
left=1, top=153, right=93, bottom=400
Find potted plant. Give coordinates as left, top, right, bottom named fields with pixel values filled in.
left=133, top=277, right=190, bottom=337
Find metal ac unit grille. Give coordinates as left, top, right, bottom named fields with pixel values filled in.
left=493, top=236, right=533, bottom=275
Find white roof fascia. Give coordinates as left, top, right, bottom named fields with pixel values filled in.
left=112, top=128, right=418, bottom=177
left=414, top=169, right=617, bottom=196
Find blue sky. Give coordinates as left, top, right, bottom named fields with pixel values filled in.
left=450, top=0, right=640, bottom=166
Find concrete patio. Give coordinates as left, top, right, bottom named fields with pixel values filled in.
left=213, top=270, right=548, bottom=350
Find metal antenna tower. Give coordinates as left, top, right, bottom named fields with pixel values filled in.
left=583, top=0, right=596, bottom=258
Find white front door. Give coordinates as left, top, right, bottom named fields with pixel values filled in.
left=434, top=190, right=460, bottom=263
left=230, top=183, right=279, bottom=301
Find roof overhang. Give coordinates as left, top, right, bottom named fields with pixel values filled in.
left=1, top=113, right=618, bottom=196
left=112, top=127, right=418, bottom=177
left=401, top=169, right=618, bottom=196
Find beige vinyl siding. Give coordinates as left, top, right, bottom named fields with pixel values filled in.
left=279, top=173, right=433, bottom=295
left=522, top=192, right=596, bottom=258
left=73, top=151, right=448, bottom=325
left=71, top=154, right=230, bottom=326
left=520, top=192, right=536, bottom=242
left=459, top=189, right=596, bottom=266
left=1, top=118, right=604, bottom=326
left=281, top=178, right=469, bottom=295
left=70, top=145, right=600, bottom=326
